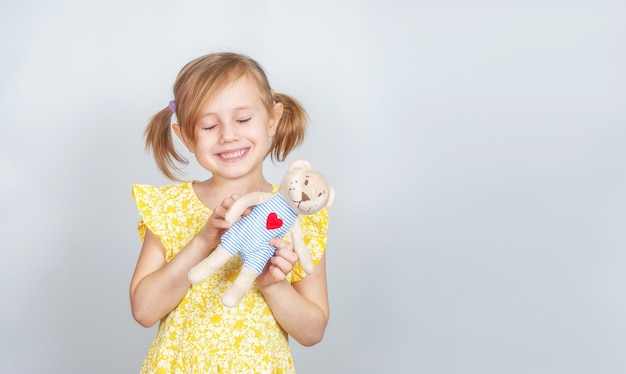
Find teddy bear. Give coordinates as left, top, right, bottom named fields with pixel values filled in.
left=188, top=159, right=335, bottom=307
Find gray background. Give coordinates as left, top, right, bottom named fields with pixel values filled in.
left=1, top=1, right=625, bottom=373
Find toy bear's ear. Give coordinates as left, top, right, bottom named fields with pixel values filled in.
left=325, top=187, right=335, bottom=208
left=289, top=159, right=311, bottom=171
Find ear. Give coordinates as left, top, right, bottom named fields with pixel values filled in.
left=289, top=159, right=311, bottom=171
left=267, top=102, right=283, bottom=137
left=325, top=187, right=335, bottom=208
left=172, top=123, right=195, bottom=153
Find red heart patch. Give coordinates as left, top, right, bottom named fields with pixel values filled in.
left=266, top=212, right=283, bottom=230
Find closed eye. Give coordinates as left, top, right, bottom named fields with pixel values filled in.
left=237, top=117, right=251, bottom=124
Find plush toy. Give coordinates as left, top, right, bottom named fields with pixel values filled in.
left=188, top=159, right=335, bottom=307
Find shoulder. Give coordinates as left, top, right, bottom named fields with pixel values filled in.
left=299, top=208, right=329, bottom=229
left=132, top=182, right=191, bottom=196
left=132, top=182, right=193, bottom=203
left=131, top=182, right=198, bottom=219
left=297, top=208, right=330, bottom=246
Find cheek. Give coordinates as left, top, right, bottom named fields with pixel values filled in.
left=249, top=125, right=273, bottom=142
left=191, top=134, right=217, bottom=152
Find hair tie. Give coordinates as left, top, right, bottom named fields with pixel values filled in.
left=168, top=100, right=177, bottom=113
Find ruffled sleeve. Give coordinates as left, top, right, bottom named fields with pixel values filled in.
left=131, top=182, right=210, bottom=262
left=287, top=207, right=330, bottom=283
left=131, top=184, right=163, bottom=243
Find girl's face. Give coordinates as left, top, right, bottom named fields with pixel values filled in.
left=175, top=74, right=283, bottom=180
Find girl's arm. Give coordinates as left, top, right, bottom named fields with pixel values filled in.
left=129, top=195, right=239, bottom=327
left=225, top=191, right=273, bottom=223
left=129, top=229, right=214, bottom=327
left=257, top=239, right=330, bottom=346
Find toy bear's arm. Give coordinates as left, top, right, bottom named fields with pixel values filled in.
left=289, top=216, right=314, bottom=274
left=225, top=191, right=275, bottom=224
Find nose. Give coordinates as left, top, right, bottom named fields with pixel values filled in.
left=219, top=123, right=239, bottom=143
left=301, top=192, right=310, bottom=201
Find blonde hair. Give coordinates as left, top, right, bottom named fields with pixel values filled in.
left=144, top=52, right=308, bottom=180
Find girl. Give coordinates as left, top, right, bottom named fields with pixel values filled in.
left=129, top=52, right=330, bottom=373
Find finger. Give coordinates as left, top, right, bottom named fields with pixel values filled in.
left=224, top=193, right=241, bottom=208
left=274, top=247, right=298, bottom=265
left=221, top=196, right=236, bottom=209
left=213, top=204, right=226, bottom=216
left=241, top=206, right=253, bottom=217
left=270, top=238, right=294, bottom=251
left=211, top=206, right=230, bottom=222
left=269, top=256, right=294, bottom=275
left=212, top=219, right=232, bottom=230
left=261, top=265, right=287, bottom=282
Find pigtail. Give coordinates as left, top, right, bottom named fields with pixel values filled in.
left=270, top=92, right=308, bottom=161
left=144, top=106, right=188, bottom=180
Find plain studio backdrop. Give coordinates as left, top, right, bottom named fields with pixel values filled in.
left=1, top=1, right=625, bottom=373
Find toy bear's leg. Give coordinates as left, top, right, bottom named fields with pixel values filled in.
left=222, top=267, right=258, bottom=307
left=289, top=221, right=314, bottom=274
left=188, top=246, right=232, bottom=285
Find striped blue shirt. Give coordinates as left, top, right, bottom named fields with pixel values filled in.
left=220, top=193, right=297, bottom=274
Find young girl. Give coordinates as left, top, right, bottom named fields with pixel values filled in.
left=129, top=52, right=330, bottom=373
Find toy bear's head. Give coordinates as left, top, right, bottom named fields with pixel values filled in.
left=278, top=159, right=334, bottom=215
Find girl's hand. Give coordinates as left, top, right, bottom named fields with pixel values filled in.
left=198, top=194, right=251, bottom=255
left=256, top=237, right=299, bottom=288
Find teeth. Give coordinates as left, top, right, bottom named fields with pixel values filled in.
left=219, top=149, right=246, bottom=159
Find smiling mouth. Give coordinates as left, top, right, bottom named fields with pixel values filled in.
left=218, top=148, right=248, bottom=160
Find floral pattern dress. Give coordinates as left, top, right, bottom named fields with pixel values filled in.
left=132, top=182, right=329, bottom=374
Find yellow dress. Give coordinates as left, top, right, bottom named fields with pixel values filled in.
left=132, top=182, right=329, bottom=374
